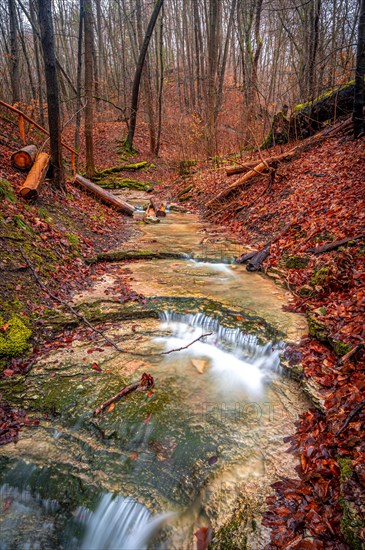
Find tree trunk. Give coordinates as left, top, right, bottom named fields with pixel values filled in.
left=75, top=0, right=84, bottom=159
left=74, top=174, right=134, bottom=216
left=19, top=152, right=50, bottom=199
left=84, top=0, right=95, bottom=177
left=37, top=0, right=64, bottom=189
left=126, top=0, right=164, bottom=151
left=353, top=0, right=365, bottom=137
left=8, top=0, right=20, bottom=104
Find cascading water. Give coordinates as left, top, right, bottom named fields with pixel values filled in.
left=157, top=311, right=282, bottom=397
left=79, top=494, right=172, bottom=550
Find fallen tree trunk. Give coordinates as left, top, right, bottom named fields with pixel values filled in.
left=226, top=160, right=259, bottom=176
left=150, top=198, right=166, bottom=217
left=207, top=150, right=297, bottom=207
left=261, top=81, right=359, bottom=149
left=93, top=372, right=154, bottom=415
left=11, top=145, right=37, bottom=171
left=307, top=234, right=365, bottom=254
left=19, top=152, right=50, bottom=200
left=74, top=174, right=134, bottom=216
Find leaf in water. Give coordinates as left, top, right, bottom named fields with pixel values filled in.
left=208, top=455, right=218, bottom=466
left=91, top=362, right=102, bottom=372
left=131, top=452, right=138, bottom=460
left=106, top=403, right=115, bottom=413
left=194, top=527, right=211, bottom=550
left=144, top=413, right=152, bottom=425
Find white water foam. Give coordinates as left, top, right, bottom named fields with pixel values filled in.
left=157, top=312, right=281, bottom=397
left=80, top=494, right=172, bottom=550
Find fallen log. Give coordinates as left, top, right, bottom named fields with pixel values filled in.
left=246, top=247, right=271, bottom=272
left=226, top=160, right=259, bottom=176
left=11, top=145, right=37, bottom=171
left=307, top=235, right=365, bottom=255
left=93, top=372, right=154, bottom=415
left=150, top=198, right=166, bottom=217
left=19, top=152, right=50, bottom=200
left=74, top=174, right=134, bottom=216
left=235, top=250, right=258, bottom=264
left=207, top=150, right=297, bottom=207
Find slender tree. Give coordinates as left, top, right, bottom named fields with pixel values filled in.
left=126, top=0, right=164, bottom=151
left=37, top=0, right=64, bottom=189
left=84, top=0, right=95, bottom=177
left=353, top=0, right=365, bottom=137
left=8, top=0, right=20, bottom=104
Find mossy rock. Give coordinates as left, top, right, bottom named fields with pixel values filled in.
left=0, top=314, right=32, bottom=359
left=179, top=193, right=193, bottom=203
left=285, top=255, right=310, bottom=269
left=307, top=314, right=328, bottom=342
left=93, top=162, right=149, bottom=179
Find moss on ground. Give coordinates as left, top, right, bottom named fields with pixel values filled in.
left=96, top=178, right=152, bottom=191
left=0, top=314, right=32, bottom=359
left=179, top=159, right=197, bottom=176
left=284, top=255, right=310, bottom=269
left=310, top=267, right=329, bottom=287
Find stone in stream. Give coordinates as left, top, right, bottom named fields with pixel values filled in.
left=191, top=358, right=209, bottom=374
left=145, top=216, right=160, bottom=224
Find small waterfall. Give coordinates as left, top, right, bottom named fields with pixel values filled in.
left=80, top=494, right=171, bottom=550
left=157, top=312, right=282, bottom=396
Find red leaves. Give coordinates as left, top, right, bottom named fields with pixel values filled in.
left=0, top=400, right=39, bottom=446
left=194, top=527, right=211, bottom=550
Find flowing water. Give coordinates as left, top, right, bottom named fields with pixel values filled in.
left=0, top=201, right=309, bottom=549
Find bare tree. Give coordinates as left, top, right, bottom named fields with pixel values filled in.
left=353, top=0, right=365, bottom=137
left=37, top=0, right=64, bottom=189
left=126, top=0, right=164, bottom=151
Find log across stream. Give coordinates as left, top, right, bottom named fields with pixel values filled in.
left=0, top=195, right=310, bottom=549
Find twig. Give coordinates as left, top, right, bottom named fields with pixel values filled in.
left=337, top=343, right=364, bottom=368
left=161, top=333, right=212, bottom=355
left=93, top=372, right=154, bottom=415
left=336, top=398, right=365, bottom=436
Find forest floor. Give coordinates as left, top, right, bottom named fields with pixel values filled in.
left=0, top=114, right=364, bottom=547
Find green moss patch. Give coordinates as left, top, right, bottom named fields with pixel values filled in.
left=97, top=178, right=152, bottom=191
left=285, top=255, right=310, bottom=269
left=0, top=314, right=32, bottom=359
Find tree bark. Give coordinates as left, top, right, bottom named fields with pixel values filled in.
left=8, top=0, right=20, bottom=104
left=75, top=0, right=84, bottom=160
left=74, top=174, right=134, bottom=216
left=126, top=0, right=164, bottom=151
left=353, top=0, right=365, bottom=137
left=84, top=0, right=95, bottom=177
left=37, top=0, right=64, bottom=189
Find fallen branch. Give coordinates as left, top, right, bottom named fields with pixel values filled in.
left=162, top=333, right=212, bottom=355
left=307, top=234, right=365, bottom=254
left=93, top=372, right=155, bottom=415
left=74, top=174, right=134, bottom=216
left=246, top=246, right=271, bottom=272
left=19, top=152, right=50, bottom=200
left=337, top=397, right=365, bottom=436
left=235, top=250, right=258, bottom=264
left=337, top=343, right=364, bottom=368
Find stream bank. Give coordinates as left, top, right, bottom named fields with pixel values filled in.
left=0, top=191, right=312, bottom=549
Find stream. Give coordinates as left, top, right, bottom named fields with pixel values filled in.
left=0, top=192, right=309, bottom=549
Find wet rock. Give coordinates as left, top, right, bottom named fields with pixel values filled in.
left=191, top=359, right=208, bottom=374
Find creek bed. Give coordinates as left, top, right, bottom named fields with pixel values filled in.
left=0, top=208, right=309, bottom=549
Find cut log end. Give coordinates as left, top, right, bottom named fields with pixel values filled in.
left=11, top=145, right=38, bottom=171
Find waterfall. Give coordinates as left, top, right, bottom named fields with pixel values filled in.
left=157, top=311, right=282, bottom=396
left=80, top=494, right=171, bottom=550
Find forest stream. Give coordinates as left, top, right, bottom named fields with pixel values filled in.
left=0, top=191, right=310, bottom=549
